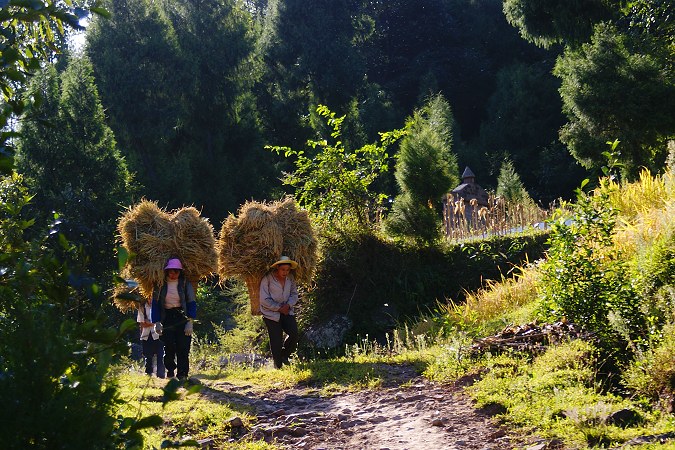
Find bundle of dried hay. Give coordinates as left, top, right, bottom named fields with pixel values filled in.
left=111, top=279, right=145, bottom=314
left=273, top=197, right=318, bottom=284
left=217, top=197, right=318, bottom=314
left=114, top=199, right=217, bottom=311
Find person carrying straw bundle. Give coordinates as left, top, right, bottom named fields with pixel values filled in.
left=115, top=199, right=217, bottom=379
left=151, top=257, right=196, bottom=380
left=217, top=197, right=318, bottom=368
left=260, top=256, right=300, bottom=368
left=137, top=284, right=165, bottom=378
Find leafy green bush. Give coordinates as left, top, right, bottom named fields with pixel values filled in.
left=267, top=105, right=404, bottom=233
left=538, top=181, right=646, bottom=369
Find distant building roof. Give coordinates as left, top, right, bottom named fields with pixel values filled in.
left=461, top=166, right=475, bottom=180
left=451, top=166, right=488, bottom=206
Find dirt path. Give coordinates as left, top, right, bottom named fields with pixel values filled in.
left=198, top=364, right=526, bottom=450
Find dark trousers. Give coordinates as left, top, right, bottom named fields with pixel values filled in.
left=142, top=335, right=165, bottom=377
left=161, top=308, right=191, bottom=378
left=263, top=314, right=299, bottom=369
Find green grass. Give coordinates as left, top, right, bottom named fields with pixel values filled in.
left=114, top=371, right=275, bottom=449
left=465, top=341, right=675, bottom=448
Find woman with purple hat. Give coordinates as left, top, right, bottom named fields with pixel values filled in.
left=151, top=257, right=197, bottom=380
left=260, top=255, right=300, bottom=369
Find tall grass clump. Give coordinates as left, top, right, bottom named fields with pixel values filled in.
left=612, top=170, right=675, bottom=333
left=435, top=266, right=541, bottom=338
left=605, top=169, right=673, bottom=221
left=623, top=323, right=675, bottom=408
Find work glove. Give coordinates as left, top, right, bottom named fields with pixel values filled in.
left=184, top=320, right=193, bottom=336
left=154, top=322, right=163, bottom=335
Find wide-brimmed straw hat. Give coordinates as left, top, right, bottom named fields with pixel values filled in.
left=270, top=255, right=298, bottom=269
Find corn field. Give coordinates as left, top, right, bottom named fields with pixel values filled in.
left=442, top=193, right=550, bottom=241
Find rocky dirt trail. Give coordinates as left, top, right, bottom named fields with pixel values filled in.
left=197, top=364, right=529, bottom=450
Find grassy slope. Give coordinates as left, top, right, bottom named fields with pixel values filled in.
left=423, top=169, right=675, bottom=448
left=115, top=169, right=674, bottom=449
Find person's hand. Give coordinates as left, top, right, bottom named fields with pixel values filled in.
left=154, top=322, right=163, bottom=335
left=279, top=303, right=290, bottom=315
left=184, top=320, right=193, bottom=336
left=141, top=321, right=154, bottom=328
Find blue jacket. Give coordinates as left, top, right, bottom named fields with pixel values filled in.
left=151, top=274, right=197, bottom=323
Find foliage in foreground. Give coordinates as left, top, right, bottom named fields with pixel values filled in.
left=0, top=174, right=153, bottom=449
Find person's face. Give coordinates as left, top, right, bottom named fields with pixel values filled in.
left=275, top=264, right=291, bottom=278
left=167, top=269, right=180, bottom=281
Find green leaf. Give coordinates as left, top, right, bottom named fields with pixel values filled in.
left=89, top=7, right=111, bottom=19
left=117, top=246, right=129, bottom=271
left=119, top=318, right=137, bottom=334
left=57, top=232, right=69, bottom=250
left=128, top=414, right=163, bottom=432
left=1, top=47, right=20, bottom=64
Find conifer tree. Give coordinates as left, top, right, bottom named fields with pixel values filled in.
left=16, top=55, right=133, bottom=277
left=385, top=94, right=458, bottom=243
left=496, top=160, right=532, bottom=204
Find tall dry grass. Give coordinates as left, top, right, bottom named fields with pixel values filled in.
left=608, top=169, right=674, bottom=255
left=440, top=267, right=541, bottom=335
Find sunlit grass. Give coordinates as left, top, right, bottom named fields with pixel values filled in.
left=435, top=265, right=541, bottom=338
left=114, top=371, right=274, bottom=449
left=467, top=341, right=675, bottom=448
left=605, top=169, right=674, bottom=221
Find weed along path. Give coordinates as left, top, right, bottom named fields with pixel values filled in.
left=197, top=363, right=522, bottom=450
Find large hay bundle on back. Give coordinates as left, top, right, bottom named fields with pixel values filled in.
left=114, top=199, right=217, bottom=312
left=217, top=197, right=318, bottom=314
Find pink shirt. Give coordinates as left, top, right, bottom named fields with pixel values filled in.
left=164, top=280, right=181, bottom=308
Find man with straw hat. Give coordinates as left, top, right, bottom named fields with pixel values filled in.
left=260, top=256, right=300, bottom=369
